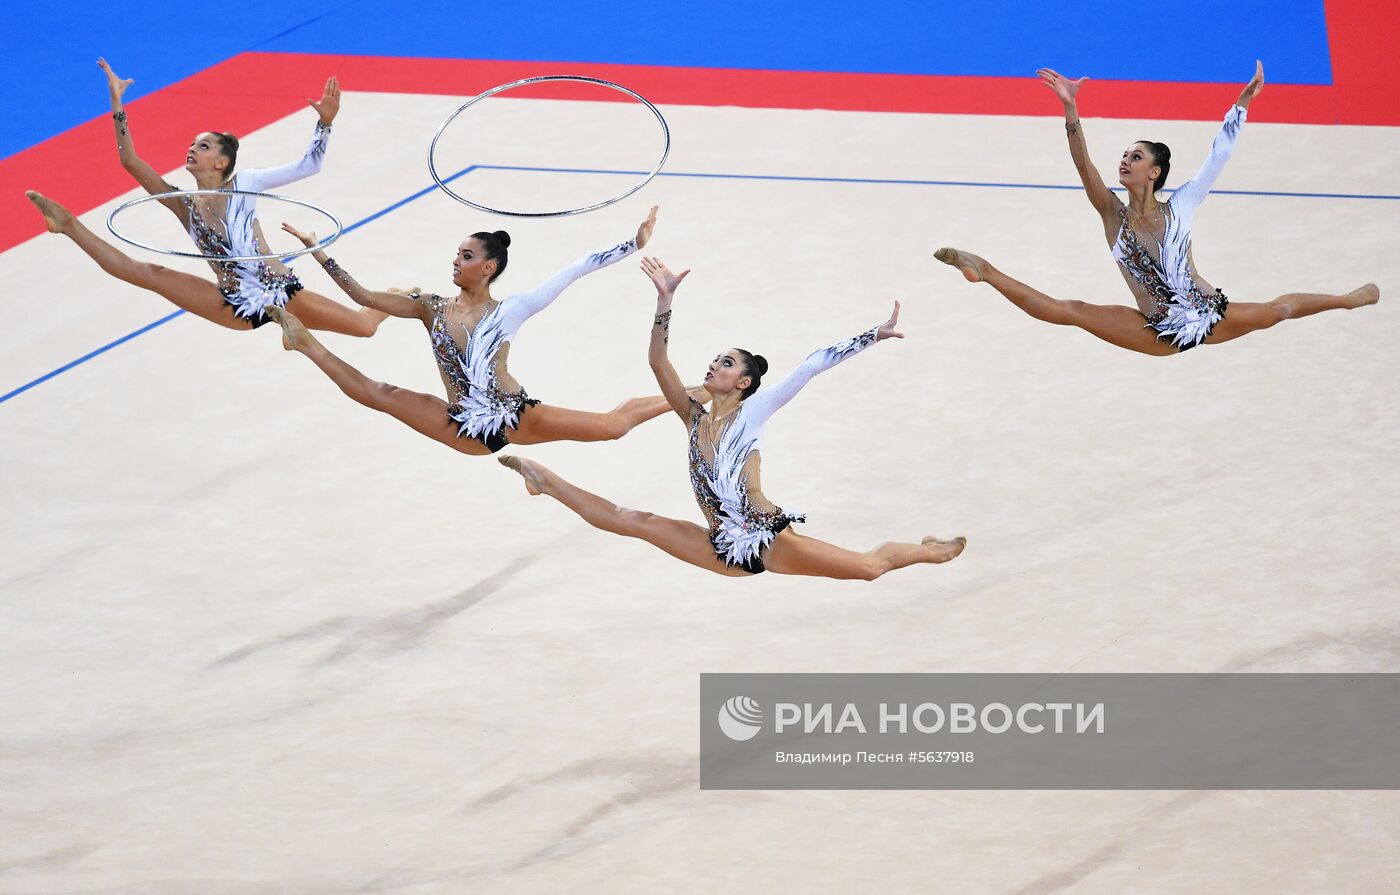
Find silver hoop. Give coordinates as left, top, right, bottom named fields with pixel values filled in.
left=428, top=75, right=671, bottom=217
left=106, top=189, right=343, bottom=263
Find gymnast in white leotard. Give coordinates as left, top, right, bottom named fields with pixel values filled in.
left=272, top=207, right=684, bottom=455
left=180, top=121, right=331, bottom=324
left=25, top=58, right=386, bottom=338
left=500, top=257, right=966, bottom=581
left=934, top=61, right=1378, bottom=355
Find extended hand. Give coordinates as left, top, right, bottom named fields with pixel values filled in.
left=1237, top=60, right=1265, bottom=109
left=636, top=205, right=658, bottom=249
left=641, top=255, right=689, bottom=297
left=309, top=76, right=341, bottom=125
left=98, top=57, right=134, bottom=108
left=877, top=301, right=905, bottom=341
left=281, top=222, right=317, bottom=248
left=1037, top=68, right=1087, bottom=106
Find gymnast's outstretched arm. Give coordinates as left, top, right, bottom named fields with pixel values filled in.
left=741, top=303, right=904, bottom=429
left=236, top=77, right=340, bottom=194
left=235, top=78, right=339, bottom=192
left=1168, top=61, right=1262, bottom=221
left=1037, top=68, right=1120, bottom=219
left=99, top=57, right=181, bottom=214
left=493, top=206, right=659, bottom=340
left=1036, top=66, right=1120, bottom=218
left=281, top=223, right=425, bottom=319
left=641, top=256, right=697, bottom=421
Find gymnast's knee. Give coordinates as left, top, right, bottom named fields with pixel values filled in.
left=611, top=506, right=656, bottom=537
left=359, top=379, right=399, bottom=409
left=349, top=307, right=385, bottom=337
left=858, top=555, right=889, bottom=582
left=1263, top=300, right=1293, bottom=325
left=596, top=415, right=632, bottom=442
left=1055, top=299, right=1093, bottom=326
left=122, top=259, right=167, bottom=286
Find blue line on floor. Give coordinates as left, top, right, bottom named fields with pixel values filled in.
left=0, top=165, right=478, bottom=406
left=474, top=164, right=1400, bottom=202
left=5, top=159, right=1393, bottom=406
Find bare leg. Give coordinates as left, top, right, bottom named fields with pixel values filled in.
left=506, top=395, right=674, bottom=446
left=270, top=307, right=491, bottom=456
left=27, top=190, right=252, bottom=330
left=286, top=288, right=390, bottom=338
left=934, top=246, right=1174, bottom=356
left=499, top=456, right=747, bottom=576
left=764, top=529, right=966, bottom=581
left=1205, top=284, right=1380, bottom=344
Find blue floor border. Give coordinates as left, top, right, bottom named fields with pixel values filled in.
left=4, top=163, right=1396, bottom=407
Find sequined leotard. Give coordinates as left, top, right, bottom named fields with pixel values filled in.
left=1110, top=104, right=1246, bottom=350
left=410, top=237, right=639, bottom=452
left=182, top=122, right=331, bottom=325
left=688, top=325, right=881, bottom=574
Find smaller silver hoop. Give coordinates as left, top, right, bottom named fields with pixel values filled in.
left=106, top=189, right=344, bottom=263
left=427, top=75, right=671, bottom=218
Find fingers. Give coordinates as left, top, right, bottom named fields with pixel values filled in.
left=280, top=222, right=314, bottom=243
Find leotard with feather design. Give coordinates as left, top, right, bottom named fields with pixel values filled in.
left=688, top=325, right=881, bottom=572
left=412, top=237, right=638, bottom=445
left=1109, top=104, right=1245, bottom=349
left=182, top=122, right=331, bottom=320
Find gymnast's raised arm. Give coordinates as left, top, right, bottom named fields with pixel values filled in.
left=493, top=206, right=658, bottom=341
left=741, top=302, right=904, bottom=428
left=281, top=223, right=426, bottom=320
left=642, top=257, right=699, bottom=422
left=1037, top=68, right=1120, bottom=220
left=235, top=77, right=340, bottom=193
left=1168, top=61, right=1263, bottom=218
left=99, top=57, right=182, bottom=215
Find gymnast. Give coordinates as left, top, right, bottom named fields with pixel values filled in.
left=500, top=257, right=966, bottom=579
left=25, top=58, right=384, bottom=336
left=271, top=207, right=693, bottom=454
left=934, top=61, right=1378, bottom=354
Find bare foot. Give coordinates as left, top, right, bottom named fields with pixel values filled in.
left=26, top=191, right=73, bottom=234
left=498, top=455, right=549, bottom=496
left=934, top=247, right=987, bottom=284
left=1345, top=283, right=1380, bottom=308
left=268, top=306, right=314, bottom=352
left=922, top=535, right=967, bottom=563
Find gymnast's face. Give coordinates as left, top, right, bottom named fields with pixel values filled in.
left=452, top=237, right=495, bottom=288
left=186, top=132, right=228, bottom=175
left=1119, top=143, right=1160, bottom=190
left=704, top=349, right=750, bottom=396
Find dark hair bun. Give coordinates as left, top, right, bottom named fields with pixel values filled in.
left=222, top=133, right=240, bottom=149
left=752, top=354, right=769, bottom=376
left=491, top=230, right=511, bottom=248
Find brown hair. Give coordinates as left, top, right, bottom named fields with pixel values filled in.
left=212, top=132, right=240, bottom=176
